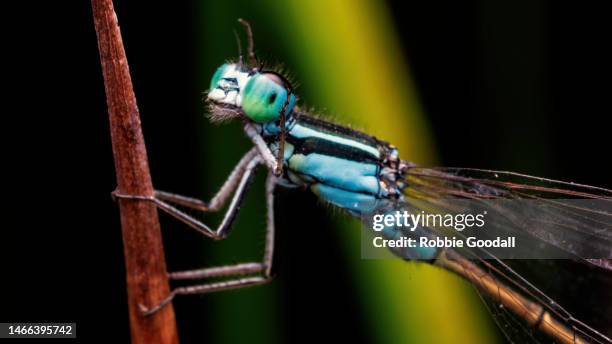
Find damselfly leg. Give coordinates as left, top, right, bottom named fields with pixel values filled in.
left=114, top=149, right=260, bottom=239
left=112, top=149, right=278, bottom=315
left=243, top=123, right=279, bottom=172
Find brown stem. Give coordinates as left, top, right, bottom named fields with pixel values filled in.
left=91, top=1, right=179, bottom=343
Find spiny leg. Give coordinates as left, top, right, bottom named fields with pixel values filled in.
left=165, top=171, right=278, bottom=280
left=169, top=262, right=264, bottom=280
left=141, top=172, right=279, bottom=316
left=113, top=153, right=262, bottom=240
left=243, top=123, right=278, bottom=172
left=263, top=171, right=277, bottom=276
left=154, top=147, right=260, bottom=212
left=140, top=276, right=270, bottom=316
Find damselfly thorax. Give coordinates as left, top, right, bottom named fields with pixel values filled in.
left=265, top=112, right=407, bottom=210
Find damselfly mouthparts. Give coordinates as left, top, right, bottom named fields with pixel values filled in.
left=113, top=19, right=612, bottom=344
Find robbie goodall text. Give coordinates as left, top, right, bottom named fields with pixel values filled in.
left=373, top=235, right=516, bottom=249
left=370, top=210, right=515, bottom=249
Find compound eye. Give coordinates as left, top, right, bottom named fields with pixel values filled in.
left=241, top=73, right=295, bottom=123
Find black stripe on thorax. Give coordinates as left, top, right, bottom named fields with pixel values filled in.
left=287, top=136, right=381, bottom=165
left=293, top=111, right=386, bottom=148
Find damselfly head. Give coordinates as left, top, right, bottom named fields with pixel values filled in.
left=207, top=62, right=295, bottom=124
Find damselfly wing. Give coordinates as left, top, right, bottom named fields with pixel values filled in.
left=390, top=167, right=612, bottom=343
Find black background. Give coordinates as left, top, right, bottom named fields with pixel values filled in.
left=2, top=1, right=610, bottom=342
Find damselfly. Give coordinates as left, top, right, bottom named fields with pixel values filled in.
left=113, top=19, right=612, bottom=344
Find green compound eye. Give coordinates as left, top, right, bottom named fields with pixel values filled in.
left=209, top=63, right=231, bottom=90
left=241, top=73, right=295, bottom=123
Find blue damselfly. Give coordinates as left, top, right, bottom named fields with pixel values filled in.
left=114, top=20, right=612, bottom=344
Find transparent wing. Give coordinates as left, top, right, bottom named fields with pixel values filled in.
left=389, top=166, right=612, bottom=343
left=476, top=282, right=545, bottom=344
left=404, top=167, right=612, bottom=269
